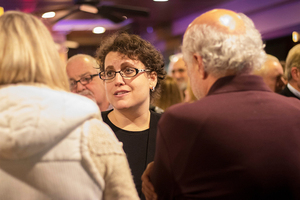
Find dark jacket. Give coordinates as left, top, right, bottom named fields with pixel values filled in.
left=151, top=75, right=300, bottom=200
left=280, top=85, right=300, bottom=100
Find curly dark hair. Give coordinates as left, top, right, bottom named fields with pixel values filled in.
left=95, top=32, right=166, bottom=101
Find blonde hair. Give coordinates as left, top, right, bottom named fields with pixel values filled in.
left=0, top=11, right=69, bottom=90
left=153, top=75, right=183, bottom=111
left=184, top=80, right=197, bottom=103
left=285, top=44, right=300, bottom=81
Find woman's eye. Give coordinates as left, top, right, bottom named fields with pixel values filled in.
left=124, top=68, right=135, bottom=74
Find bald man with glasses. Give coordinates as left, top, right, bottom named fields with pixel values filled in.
left=66, top=54, right=111, bottom=111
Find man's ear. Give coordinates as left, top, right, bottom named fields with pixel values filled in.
left=291, top=67, right=300, bottom=81
left=193, top=54, right=207, bottom=79
left=148, top=71, right=158, bottom=89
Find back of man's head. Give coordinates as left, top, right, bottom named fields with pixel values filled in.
left=182, top=9, right=266, bottom=78
left=253, top=54, right=285, bottom=93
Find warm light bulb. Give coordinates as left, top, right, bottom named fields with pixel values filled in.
left=93, top=27, right=106, bottom=34
left=79, top=5, right=98, bottom=14
left=292, top=31, right=299, bottom=43
left=0, top=7, right=4, bottom=16
left=42, top=12, right=55, bottom=18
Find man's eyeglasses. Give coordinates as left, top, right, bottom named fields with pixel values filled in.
left=99, top=67, right=150, bottom=80
left=172, top=68, right=186, bottom=74
left=69, top=74, right=98, bottom=90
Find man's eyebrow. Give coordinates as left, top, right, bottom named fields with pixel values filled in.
left=69, top=72, right=90, bottom=81
left=105, top=65, right=115, bottom=70
left=79, top=72, right=91, bottom=77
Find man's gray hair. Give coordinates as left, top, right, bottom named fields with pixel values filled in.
left=182, top=13, right=266, bottom=78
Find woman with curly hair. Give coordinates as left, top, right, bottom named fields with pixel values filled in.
left=96, top=32, right=166, bottom=199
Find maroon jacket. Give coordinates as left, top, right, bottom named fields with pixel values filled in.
left=151, top=75, right=300, bottom=200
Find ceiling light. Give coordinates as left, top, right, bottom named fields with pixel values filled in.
left=292, top=31, right=299, bottom=43
left=79, top=4, right=98, bottom=14
left=147, top=26, right=153, bottom=33
left=0, top=7, right=4, bottom=16
left=42, top=11, right=55, bottom=18
left=154, top=0, right=168, bottom=1
left=93, top=27, right=106, bottom=34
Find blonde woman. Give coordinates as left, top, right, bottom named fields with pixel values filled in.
left=0, top=11, right=138, bottom=199
left=153, top=75, right=183, bottom=110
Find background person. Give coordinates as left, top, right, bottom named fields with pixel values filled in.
left=168, top=53, right=189, bottom=93
left=253, top=54, right=285, bottom=93
left=0, top=11, right=138, bottom=200
left=183, top=80, right=197, bottom=103
left=66, top=54, right=111, bottom=111
left=280, top=44, right=300, bottom=99
left=142, top=9, right=300, bottom=200
left=152, top=75, right=183, bottom=111
left=96, top=32, right=166, bottom=200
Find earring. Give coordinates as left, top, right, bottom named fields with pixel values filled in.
left=151, top=86, right=155, bottom=92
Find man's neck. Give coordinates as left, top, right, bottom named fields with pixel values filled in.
left=203, top=74, right=220, bottom=97
left=99, top=101, right=110, bottom=112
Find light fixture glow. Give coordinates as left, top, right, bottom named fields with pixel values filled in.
left=153, top=0, right=168, bottom=1
left=0, top=7, right=4, bottom=16
left=65, top=40, right=79, bottom=49
left=93, top=27, right=106, bottom=34
left=147, top=26, right=153, bottom=33
left=170, top=55, right=179, bottom=63
left=79, top=4, right=98, bottom=14
left=42, top=11, right=56, bottom=18
left=292, top=31, right=299, bottom=43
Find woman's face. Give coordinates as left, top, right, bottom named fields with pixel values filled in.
left=104, top=51, right=157, bottom=111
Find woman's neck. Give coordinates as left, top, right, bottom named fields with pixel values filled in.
left=108, top=108, right=151, bottom=131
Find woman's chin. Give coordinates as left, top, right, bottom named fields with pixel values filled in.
left=113, top=104, right=130, bottom=111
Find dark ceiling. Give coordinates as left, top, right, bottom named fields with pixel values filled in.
left=1, top=0, right=230, bottom=32
left=1, top=0, right=300, bottom=57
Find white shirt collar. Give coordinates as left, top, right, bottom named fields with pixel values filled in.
left=287, top=83, right=300, bottom=98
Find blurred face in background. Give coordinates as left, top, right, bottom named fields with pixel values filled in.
left=171, top=58, right=189, bottom=91
left=254, top=55, right=285, bottom=93
left=66, top=55, right=108, bottom=109
left=263, top=59, right=285, bottom=93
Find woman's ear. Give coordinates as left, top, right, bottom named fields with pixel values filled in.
left=148, top=71, right=158, bottom=89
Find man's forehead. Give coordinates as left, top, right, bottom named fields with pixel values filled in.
left=67, top=61, right=97, bottom=77
left=173, top=59, right=186, bottom=69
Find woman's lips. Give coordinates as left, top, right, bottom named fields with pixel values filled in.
left=114, top=90, right=129, bottom=96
